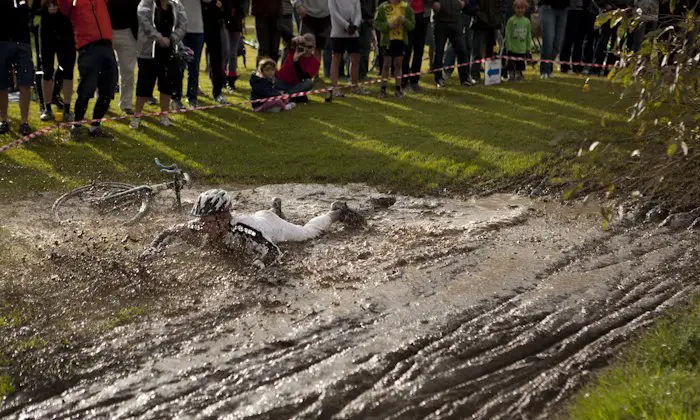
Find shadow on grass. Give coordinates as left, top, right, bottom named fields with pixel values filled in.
left=0, top=74, right=633, bottom=199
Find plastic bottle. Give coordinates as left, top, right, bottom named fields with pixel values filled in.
left=583, top=78, right=590, bottom=93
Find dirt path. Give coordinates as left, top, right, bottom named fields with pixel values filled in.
left=1, top=184, right=698, bottom=419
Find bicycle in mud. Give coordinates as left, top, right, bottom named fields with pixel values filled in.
left=52, top=159, right=191, bottom=226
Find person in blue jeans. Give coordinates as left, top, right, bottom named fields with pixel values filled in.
left=172, top=0, right=206, bottom=109
left=537, top=0, right=568, bottom=78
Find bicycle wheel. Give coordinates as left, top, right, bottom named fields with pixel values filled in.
left=52, top=182, right=152, bottom=226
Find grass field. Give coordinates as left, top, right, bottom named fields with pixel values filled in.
left=0, top=55, right=633, bottom=199
left=569, top=293, right=700, bottom=419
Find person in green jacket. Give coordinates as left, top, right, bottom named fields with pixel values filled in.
left=375, top=0, right=415, bottom=98
left=504, top=0, right=532, bottom=81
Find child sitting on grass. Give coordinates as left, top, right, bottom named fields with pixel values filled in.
left=374, top=0, right=415, bottom=99
left=249, top=58, right=296, bottom=112
left=504, top=0, right=532, bottom=81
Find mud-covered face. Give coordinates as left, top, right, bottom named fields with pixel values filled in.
left=199, top=212, right=232, bottom=237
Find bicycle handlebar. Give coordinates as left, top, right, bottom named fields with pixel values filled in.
left=154, top=158, right=178, bottom=171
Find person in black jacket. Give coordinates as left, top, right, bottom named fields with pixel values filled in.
left=203, top=0, right=229, bottom=103
left=590, top=0, right=631, bottom=75
left=108, top=0, right=140, bottom=115
left=0, top=0, right=35, bottom=136
left=33, top=0, right=75, bottom=122
left=471, top=0, right=504, bottom=81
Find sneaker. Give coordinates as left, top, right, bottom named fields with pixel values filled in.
left=214, top=95, right=229, bottom=105
left=540, top=73, right=547, bottom=79
left=436, top=79, right=446, bottom=88
left=146, top=97, right=157, bottom=105
left=159, top=115, right=173, bottom=126
left=283, top=103, right=297, bottom=111
left=332, top=89, right=345, bottom=98
left=40, top=108, right=54, bottom=122
left=0, top=121, right=9, bottom=134
left=171, top=100, right=183, bottom=111
left=62, top=111, right=74, bottom=123
left=403, top=84, right=414, bottom=93
left=19, top=123, right=32, bottom=136
left=410, top=83, right=422, bottom=92
left=444, top=71, right=453, bottom=79
left=123, top=108, right=134, bottom=116
left=185, top=98, right=199, bottom=108
left=88, top=126, right=113, bottom=139
left=461, top=76, right=476, bottom=86
left=378, top=89, right=387, bottom=99
left=394, top=89, right=404, bottom=99
left=129, top=117, right=141, bottom=129
left=582, top=68, right=591, bottom=75
left=69, top=125, right=81, bottom=141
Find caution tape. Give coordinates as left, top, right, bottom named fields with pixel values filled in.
left=0, top=56, right=615, bottom=154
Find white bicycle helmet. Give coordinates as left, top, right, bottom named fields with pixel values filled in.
left=191, top=189, right=232, bottom=217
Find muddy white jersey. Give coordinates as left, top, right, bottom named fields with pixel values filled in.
left=229, top=210, right=334, bottom=244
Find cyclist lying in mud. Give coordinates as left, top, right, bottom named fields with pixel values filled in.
left=142, top=189, right=360, bottom=266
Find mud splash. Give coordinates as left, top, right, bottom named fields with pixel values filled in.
left=1, top=183, right=698, bottom=419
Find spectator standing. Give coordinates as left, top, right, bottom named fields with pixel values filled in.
left=172, top=0, right=206, bottom=109
left=471, top=0, right=504, bottom=82
left=292, top=0, right=331, bottom=61
left=402, top=0, right=431, bottom=91
left=359, top=0, right=378, bottom=80
left=629, top=0, right=658, bottom=52
left=32, top=0, right=75, bottom=123
left=252, top=0, right=283, bottom=63
left=58, top=0, right=117, bottom=140
left=504, top=0, right=531, bottom=80
left=559, top=0, right=590, bottom=73
left=329, top=0, right=363, bottom=97
left=431, top=0, right=471, bottom=87
left=108, top=0, right=140, bottom=115
left=277, top=32, right=320, bottom=97
left=130, top=0, right=187, bottom=129
left=280, top=0, right=295, bottom=62
left=224, top=0, right=245, bottom=91
left=202, top=0, right=229, bottom=103
left=537, top=0, right=568, bottom=78
left=0, top=0, right=34, bottom=135
left=590, top=0, right=631, bottom=75
left=375, top=0, right=415, bottom=98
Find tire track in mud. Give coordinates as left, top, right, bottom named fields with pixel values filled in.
left=2, top=188, right=699, bottom=419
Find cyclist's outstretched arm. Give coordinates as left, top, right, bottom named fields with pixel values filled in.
left=141, top=223, right=192, bottom=257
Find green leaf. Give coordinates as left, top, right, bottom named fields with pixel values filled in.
left=667, top=143, right=678, bottom=156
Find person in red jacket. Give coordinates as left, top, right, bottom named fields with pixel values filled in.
left=58, top=0, right=118, bottom=140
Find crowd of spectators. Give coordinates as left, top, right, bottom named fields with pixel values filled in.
left=0, top=0, right=692, bottom=136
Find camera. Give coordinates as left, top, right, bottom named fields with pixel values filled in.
left=296, top=44, right=305, bottom=53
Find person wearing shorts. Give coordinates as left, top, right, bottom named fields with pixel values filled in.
left=329, top=0, right=362, bottom=98
left=292, top=0, right=331, bottom=60
left=1, top=0, right=35, bottom=136
left=33, top=0, right=75, bottom=123
left=130, top=0, right=187, bottom=129
left=375, top=0, right=415, bottom=99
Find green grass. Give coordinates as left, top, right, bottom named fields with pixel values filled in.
left=0, top=374, right=14, bottom=399
left=0, top=52, right=633, bottom=199
left=569, top=293, right=700, bottom=419
left=104, top=306, right=147, bottom=330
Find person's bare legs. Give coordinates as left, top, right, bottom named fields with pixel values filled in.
left=63, top=80, right=73, bottom=110
left=331, top=52, right=341, bottom=90
left=134, top=96, right=148, bottom=117
left=379, top=57, right=391, bottom=98
left=350, top=52, right=360, bottom=85
left=19, top=86, right=30, bottom=124
left=159, top=92, right=170, bottom=113
left=0, top=90, right=8, bottom=122
left=393, top=56, right=404, bottom=97
left=42, top=79, right=54, bottom=109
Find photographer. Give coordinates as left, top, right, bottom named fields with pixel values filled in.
left=130, top=0, right=187, bottom=129
left=328, top=0, right=362, bottom=98
left=276, top=30, right=320, bottom=100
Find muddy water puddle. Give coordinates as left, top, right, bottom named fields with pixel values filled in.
left=1, top=184, right=698, bottom=419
